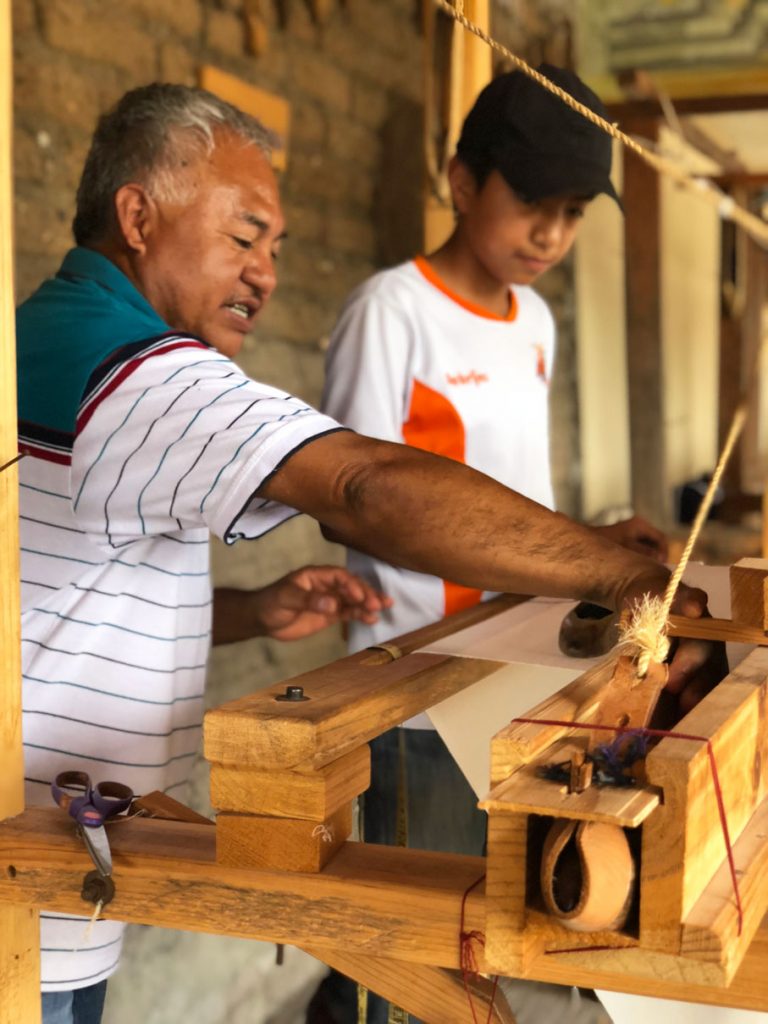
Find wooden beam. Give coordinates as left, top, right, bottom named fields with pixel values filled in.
left=0, top=809, right=487, bottom=971
left=667, top=613, right=768, bottom=646
left=0, top=0, right=40, bottom=1018
left=423, top=0, right=492, bottom=250
left=304, top=947, right=516, bottom=1024
left=3, top=809, right=768, bottom=1008
left=606, top=92, right=768, bottom=122
left=0, top=0, right=23, bottom=837
left=623, top=118, right=668, bottom=524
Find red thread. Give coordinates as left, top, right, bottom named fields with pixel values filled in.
left=511, top=717, right=744, bottom=936
left=460, top=873, right=499, bottom=1023
left=545, top=943, right=638, bottom=955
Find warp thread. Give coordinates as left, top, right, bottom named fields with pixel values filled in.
left=459, top=874, right=500, bottom=1024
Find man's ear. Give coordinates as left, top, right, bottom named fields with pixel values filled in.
left=447, top=155, right=478, bottom=215
left=113, top=184, right=155, bottom=253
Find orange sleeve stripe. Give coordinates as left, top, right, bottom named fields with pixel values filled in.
left=403, top=378, right=465, bottom=462
left=443, top=580, right=484, bottom=616
left=413, top=256, right=518, bottom=322
left=401, top=379, right=482, bottom=617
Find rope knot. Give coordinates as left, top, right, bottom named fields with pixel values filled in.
left=618, top=593, right=670, bottom=677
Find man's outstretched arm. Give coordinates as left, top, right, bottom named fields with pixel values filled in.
left=258, top=431, right=726, bottom=707
left=258, top=431, right=670, bottom=614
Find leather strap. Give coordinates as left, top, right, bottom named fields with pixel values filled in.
left=540, top=819, right=635, bottom=933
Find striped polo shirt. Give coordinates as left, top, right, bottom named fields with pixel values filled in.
left=17, top=247, right=340, bottom=990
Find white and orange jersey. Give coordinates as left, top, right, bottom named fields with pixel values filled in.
left=323, top=257, right=556, bottom=725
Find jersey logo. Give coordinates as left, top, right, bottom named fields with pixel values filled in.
left=445, top=370, right=489, bottom=386
left=533, top=343, right=549, bottom=384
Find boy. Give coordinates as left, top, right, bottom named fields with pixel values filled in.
left=316, top=64, right=661, bottom=1023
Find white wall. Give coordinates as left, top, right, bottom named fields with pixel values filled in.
left=575, top=142, right=632, bottom=521
left=660, top=125, right=721, bottom=493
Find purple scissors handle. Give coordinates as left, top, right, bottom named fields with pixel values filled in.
left=51, top=770, right=133, bottom=828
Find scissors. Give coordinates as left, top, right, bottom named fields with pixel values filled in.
left=52, top=770, right=133, bottom=902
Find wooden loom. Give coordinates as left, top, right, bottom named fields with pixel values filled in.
left=4, top=566, right=768, bottom=1022
left=4, top=4, right=768, bottom=1023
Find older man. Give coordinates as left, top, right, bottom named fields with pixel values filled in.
left=17, top=84, right=716, bottom=1024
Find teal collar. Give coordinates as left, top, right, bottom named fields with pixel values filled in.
left=58, top=247, right=167, bottom=328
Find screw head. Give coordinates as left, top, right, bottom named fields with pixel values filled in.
left=275, top=685, right=309, bottom=702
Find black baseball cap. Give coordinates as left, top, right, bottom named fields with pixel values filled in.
left=456, top=63, right=621, bottom=207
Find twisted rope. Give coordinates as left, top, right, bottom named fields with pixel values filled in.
left=433, top=0, right=768, bottom=249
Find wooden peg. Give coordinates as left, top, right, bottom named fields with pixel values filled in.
left=568, top=749, right=593, bottom=794
left=588, top=654, right=668, bottom=746
left=730, top=557, right=768, bottom=631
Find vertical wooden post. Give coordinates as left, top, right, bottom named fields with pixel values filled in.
left=423, top=0, right=491, bottom=251
left=623, top=117, right=669, bottom=525
left=0, top=0, right=41, bottom=1019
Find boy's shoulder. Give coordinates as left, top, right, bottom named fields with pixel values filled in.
left=343, top=260, right=432, bottom=311
left=512, top=283, right=555, bottom=319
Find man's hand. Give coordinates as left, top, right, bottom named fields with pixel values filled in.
left=591, top=516, right=668, bottom=562
left=212, top=567, right=393, bottom=645
left=620, top=573, right=728, bottom=715
left=664, top=583, right=729, bottom=715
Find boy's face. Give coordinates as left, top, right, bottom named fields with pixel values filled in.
left=454, top=166, right=590, bottom=287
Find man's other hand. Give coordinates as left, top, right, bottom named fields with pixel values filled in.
left=213, top=568, right=392, bottom=645
left=592, top=515, right=668, bottom=562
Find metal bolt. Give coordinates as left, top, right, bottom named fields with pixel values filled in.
left=275, top=685, right=309, bottom=702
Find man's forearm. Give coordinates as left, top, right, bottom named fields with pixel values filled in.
left=258, top=432, right=669, bottom=612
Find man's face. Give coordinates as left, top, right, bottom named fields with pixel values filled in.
left=137, top=133, right=285, bottom=358
left=458, top=169, right=590, bottom=287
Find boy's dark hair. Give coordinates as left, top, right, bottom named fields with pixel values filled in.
left=456, top=64, right=619, bottom=205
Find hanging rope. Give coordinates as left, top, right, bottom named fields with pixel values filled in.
left=629, top=403, right=749, bottom=676
left=432, top=0, right=768, bottom=250
left=627, top=321, right=765, bottom=674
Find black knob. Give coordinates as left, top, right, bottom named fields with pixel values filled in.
left=275, top=685, right=309, bottom=702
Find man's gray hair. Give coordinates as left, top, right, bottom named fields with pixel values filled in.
left=73, top=82, right=275, bottom=245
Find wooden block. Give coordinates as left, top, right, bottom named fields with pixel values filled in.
left=209, top=745, right=370, bottom=821
left=730, top=558, right=768, bottom=630
left=484, top=813, right=540, bottom=975
left=198, top=65, right=290, bottom=170
left=216, top=803, right=352, bottom=872
left=641, top=646, right=768, bottom=953
left=204, top=651, right=504, bottom=771
left=681, top=791, right=768, bottom=982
